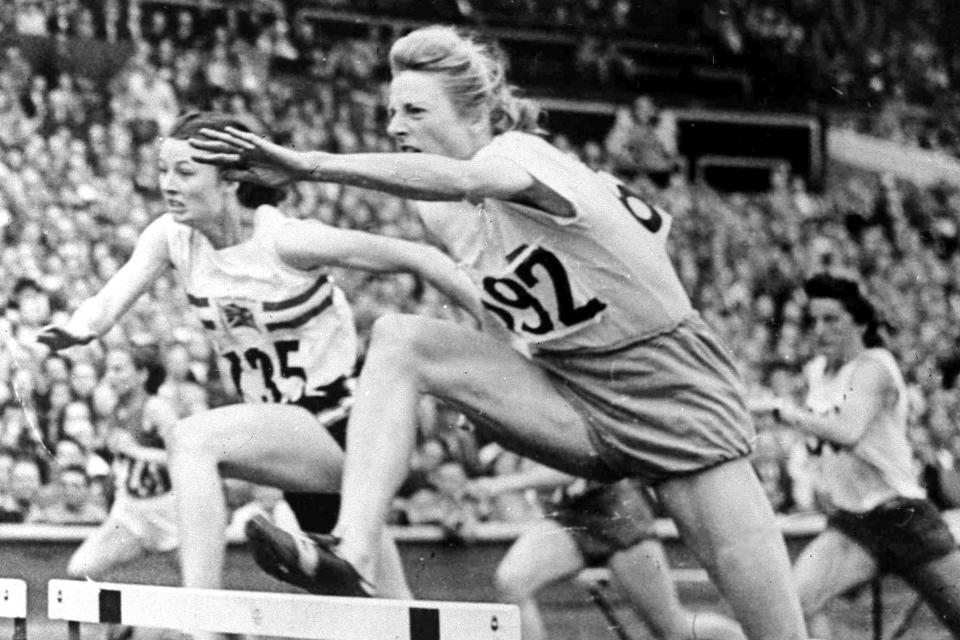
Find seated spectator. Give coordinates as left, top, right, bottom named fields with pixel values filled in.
left=54, top=436, right=110, bottom=485
left=0, top=448, right=22, bottom=522
left=9, top=456, right=43, bottom=522
left=31, top=465, right=106, bottom=524
left=605, top=96, right=680, bottom=186
left=399, top=462, right=482, bottom=540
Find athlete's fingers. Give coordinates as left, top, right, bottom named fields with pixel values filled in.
left=221, top=168, right=290, bottom=187
left=197, top=127, right=257, bottom=150
left=188, top=138, right=244, bottom=154
left=191, top=152, right=243, bottom=166
left=36, top=326, right=92, bottom=351
left=223, top=127, right=266, bottom=147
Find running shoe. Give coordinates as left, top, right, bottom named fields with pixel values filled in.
left=244, top=515, right=372, bottom=598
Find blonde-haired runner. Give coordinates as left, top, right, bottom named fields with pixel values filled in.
left=191, top=26, right=812, bottom=640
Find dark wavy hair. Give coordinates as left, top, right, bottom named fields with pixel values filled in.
left=803, top=273, right=892, bottom=348
left=167, top=111, right=287, bottom=209
left=112, top=345, right=167, bottom=396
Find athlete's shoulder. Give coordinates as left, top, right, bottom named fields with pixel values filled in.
left=144, top=212, right=190, bottom=245
left=858, top=348, right=902, bottom=384
left=850, top=350, right=898, bottom=391
left=144, top=394, right=178, bottom=429
left=479, top=131, right=563, bottom=162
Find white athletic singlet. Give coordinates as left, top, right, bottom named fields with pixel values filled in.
left=417, top=131, right=693, bottom=353
left=803, top=348, right=924, bottom=513
left=159, top=206, right=358, bottom=404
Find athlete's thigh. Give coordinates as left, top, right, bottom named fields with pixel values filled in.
left=381, top=316, right=608, bottom=478
left=656, top=458, right=806, bottom=639
left=496, top=519, right=586, bottom=591
left=608, top=539, right=687, bottom=638
left=173, top=403, right=343, bottom=492
left=69, top=518, right=146, bottom=578
left=902, top=550, right=960, bottom=636
left=793, top=528, right=878, bottom=614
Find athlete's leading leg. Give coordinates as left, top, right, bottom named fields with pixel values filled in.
left=493, top=519, right=587, bottom=640
left=166, top=403, right=345, bottom=590
left=607, top=539, right=745, bottom=640
left=332, top=315, right=806, bottom=639
left=656, top=458, right=809, bottom=640
left=335, top=314, right=612, bottom=581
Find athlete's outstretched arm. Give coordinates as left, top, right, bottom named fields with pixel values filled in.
left=275, top=219, right=483, bottom=324
left=754, top=357, right=892, bottom=447
left=190, top=127, right=534, bottom=203
left=466, top=461, right=576, bottom=500
left=38, top=219, right=171, bottom=350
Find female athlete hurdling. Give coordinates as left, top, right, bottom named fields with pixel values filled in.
left=38, top=111, right=482, bottom=629
left=190, top=26, right=813, bottom=640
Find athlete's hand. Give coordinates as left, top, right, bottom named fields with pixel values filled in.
left=746, top=392, right=784, bottom=416
left=188, top=127, right=309, bottom=188
left=464, top=477, right=501, bottom=501
left=36, top=325, right=95, bottom=352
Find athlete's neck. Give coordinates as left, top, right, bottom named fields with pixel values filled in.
left=200, top=206, right=258, bottom=250
left=825, top=341, right=864, bottom=374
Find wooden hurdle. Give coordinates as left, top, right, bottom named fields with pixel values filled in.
left=48, top=579, right=520, bottom=640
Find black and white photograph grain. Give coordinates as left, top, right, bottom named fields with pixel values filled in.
left=0, top=1, right=958, bottom=639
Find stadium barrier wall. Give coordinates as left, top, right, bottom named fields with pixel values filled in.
left=829, top=128, right=960, bottom=187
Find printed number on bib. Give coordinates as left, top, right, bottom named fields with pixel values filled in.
left=482, top=245, right=606, bottom=342
left=597, top=171, right=670, bottom=236
left=222, top=339, right=306, bottom=403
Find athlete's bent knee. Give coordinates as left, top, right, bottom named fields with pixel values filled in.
left=493, top=562, right=537, bottom=603
left=67, top=553, right=90, bottom=579
left=366, top=314, right=436, bottom=373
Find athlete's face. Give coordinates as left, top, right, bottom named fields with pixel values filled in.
left=105, top=350, right=142, bottom=398
left=158, top=138, right=229, bottom=227
left=387, top=71, right=487, bottom=159
left=807, top=297, right=858, bottom=358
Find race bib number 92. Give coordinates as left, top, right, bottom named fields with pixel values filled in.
left=481, top=244, right=606, bottom=343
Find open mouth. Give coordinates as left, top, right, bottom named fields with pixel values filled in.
left=399, top=145, right=422, bottom=153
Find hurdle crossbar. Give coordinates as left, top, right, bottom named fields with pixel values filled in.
left=0, top=579, right=27, bottom=640
left=48, top=580, right=519, bottom=640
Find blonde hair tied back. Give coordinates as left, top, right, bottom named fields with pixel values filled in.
left=389, top=25, right=544, bottom=136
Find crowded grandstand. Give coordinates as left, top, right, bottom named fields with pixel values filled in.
left=1, top=1, right=960, bottom=639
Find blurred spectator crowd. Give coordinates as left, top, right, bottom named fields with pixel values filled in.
left=4, top=1, right=960, bottom=153
left=0, top=0, right=957, bottom=536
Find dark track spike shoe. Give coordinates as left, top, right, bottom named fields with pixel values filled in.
left=245, top=515, right=373, bottom=598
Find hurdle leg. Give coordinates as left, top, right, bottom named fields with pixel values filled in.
left=67, top=621, right=80, bottom=640
left=871, top=577, right=883, bottom=640
left=12, top=617, right=25, bottom=640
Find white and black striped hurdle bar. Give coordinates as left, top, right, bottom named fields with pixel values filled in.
left=48, top=580, right=521, bottom=640
left=0, top=579, right=27, bottom=640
